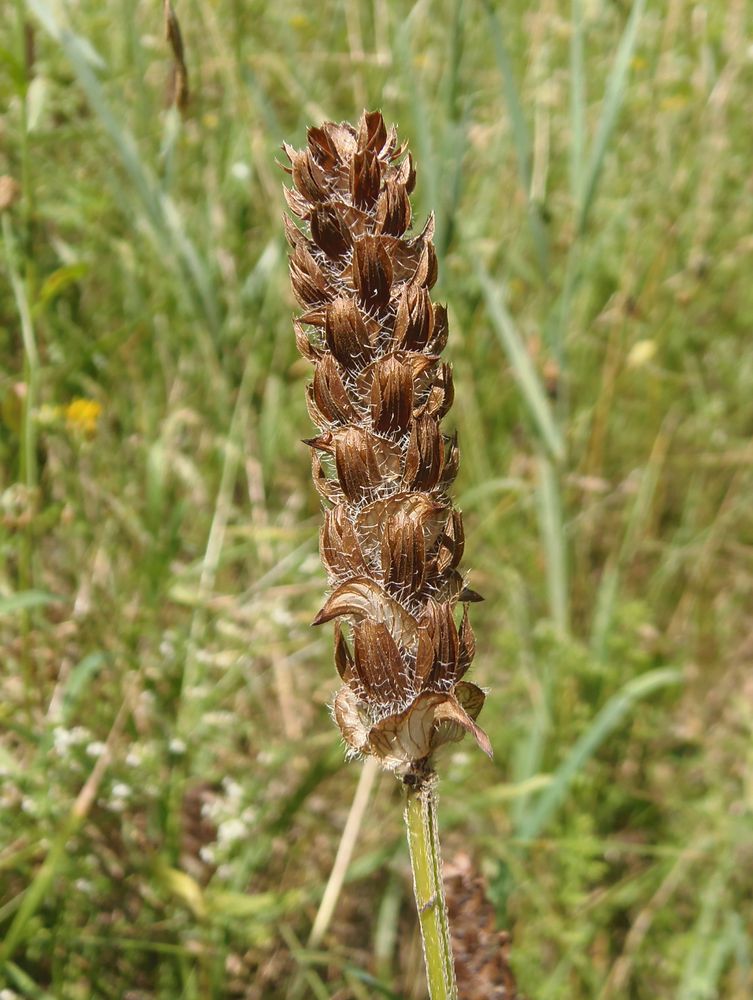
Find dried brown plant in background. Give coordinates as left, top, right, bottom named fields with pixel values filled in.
left=163, top=0, right=189, bottom=112
left=283, top=110, right=491, bottom=781
left=445, top=852, right=522, bottom=1000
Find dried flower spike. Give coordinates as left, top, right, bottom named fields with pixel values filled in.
left=444, top=852, right=522, bottom=999
left=284, top=111, right=491, bottom=778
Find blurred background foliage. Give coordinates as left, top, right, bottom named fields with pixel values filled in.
left=1, top=0, right=753, bottom=996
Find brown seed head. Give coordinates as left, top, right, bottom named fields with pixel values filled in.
left=284, top=111, right=491, bottom=776
left=444, top=852, right=522, bottom=1000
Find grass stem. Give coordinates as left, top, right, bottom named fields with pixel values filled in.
left=308, top=757, right=379, bottom=949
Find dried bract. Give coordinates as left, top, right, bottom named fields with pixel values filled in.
left=285, top=111, right=491, bottom=776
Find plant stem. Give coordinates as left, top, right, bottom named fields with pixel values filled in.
left=404, top=775, right=457, bottom=1000
left=14, top=0, right=34, bottom=249
left=3, top=214, right=39, bottom=718
left=308, top=756, right=379, bottom=948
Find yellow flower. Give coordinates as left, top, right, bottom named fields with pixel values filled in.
left=626, top=339, right=657, bottom=369
left=65, top=398, right=101, bottom=437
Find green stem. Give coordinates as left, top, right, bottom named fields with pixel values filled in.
left=3, top=214, right=39, bottom=717
left=14, top=0, right=34, bottom=248
left=404, top=775, right=457, bottom=1000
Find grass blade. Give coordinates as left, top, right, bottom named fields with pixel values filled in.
left=61, top=652, right=108, bottom=724
left=569, top=0, right=586, bottom=201
left=518, top=667, right=682, bottom=841
left=481, top=0, right=531, bottom=192
left=677, top=871, right=729, bottom=1000
left=308, top=757, right=379, bottom=947
left=590, top=417, right=674, bottom=659
left=476, top=265, right=565, bottom=463
left=0, top=699, right=128, bottom=963
left=2, top=961, right=56, bottom=1000
left=482, top=0, right=549, bottom=273
left=24, top=0, right=220, bottom=339
left=578, top=0, right=646, bottom=231
left=536, top=456, right=569, bottom=633
left=3, top=214, right=39, bottom=593
left=0, top=591, right=60, bottom=616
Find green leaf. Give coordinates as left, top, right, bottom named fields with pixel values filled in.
left=481, top=0, right=532, bottom=192
left=153, top=862, right=207, bottom=919
left=0, top=591, right=61, bottom=616
left=476, top=265, right=565, bottom=463
left=569, top=0, right=586, bottom=200
left=25, top=0, right=220, bottom=341
left=3, top=960, right=57, bottom=999
left=518, top=667, right=682, bottom=840
left=207, top=888, right=306, bottom=920
left=536, top=456, right=569, bottom=632
left=578, top=0, right=646, bottom=230
left=36, top=262, right=89, bottom=311
left=481, top=0, right=549, bottom=274
left=61, top=652, right=108, bottom=724
left=25, top=75, right=48, bottom=132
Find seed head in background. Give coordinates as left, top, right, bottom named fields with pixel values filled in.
left=283, top=110, right=492, bottom=780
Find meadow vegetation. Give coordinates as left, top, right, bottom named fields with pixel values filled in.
left=1, top=0, right=752, bottom=997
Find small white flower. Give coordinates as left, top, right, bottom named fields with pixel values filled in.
left=52, top=726, right=91, bottom=756
left=221, top=777, right=242, bottom=803
left=217, top=817, right=247, bottom=845
left=111, top=782, right=131, bottom=799
left=199, top=844, right=216, bottom=865
left=53, top=727, right=75, bottom=754
left=231, top=161, right=251, bottom=182
left=241, top=806, right=258, bottom=825
left=169, top=738, right=186, bottom=755
left=53, top=725, right=90, bottom=754
left=200, top=799, right=217, bottom=821
left=86, top=741, right=107, bottom=758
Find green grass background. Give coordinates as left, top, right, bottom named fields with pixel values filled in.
left=2, top=0, right=753, bottom=996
